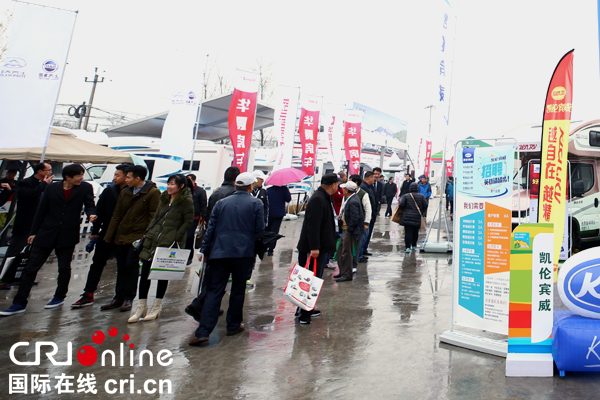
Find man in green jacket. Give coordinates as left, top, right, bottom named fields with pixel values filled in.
left=101, top=166, right=160, bottom=312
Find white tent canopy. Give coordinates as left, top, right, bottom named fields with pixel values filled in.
left=0, top=127, right=134, bottom=163
left=105, top=92, right=276, bottom=141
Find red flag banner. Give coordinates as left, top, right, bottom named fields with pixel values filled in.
left=299, top=95, right=322, bottom=175
left=424, top=140, right=433, bottom=177
left=445, top=157, right=454, bottom=177
left=228, top=70, right=260, bottom=172
left=538, top=49, right=574, bottom=277
left=344, top=109, right=363, bottom=175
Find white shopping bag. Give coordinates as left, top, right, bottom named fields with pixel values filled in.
left=283, top=258, right=324, bottom=311
left=148, top=245, right=191, bottom=281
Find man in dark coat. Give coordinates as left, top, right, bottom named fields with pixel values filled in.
left=266, top=184, right=291, bottom=255
left=359, top=171, right=376, bottom=261
left=334, top=181, right=363, bottom=282
left=185, top=174, right=208, bottom=264
left=185, top=166, right=240, bottom=320
left=398, top=182, right=428, bottom=252
left=72, top=163, right=130, bottom=308
left=189, top=172, right=264, bottom=347
left=1, top=163, right=53, bottom=267
left=0, top=164, right=97, bottom=316
left=372, top=167, right=383, bottom=216
left=251, top=170, right=269, bottom=226
left=295, top=173, right=339, bottom=324
left=400, top=173, right=413, bottom=197
left=101, top=165, right=160, bottom=312
left=207, top=166, right=240, bottom=218
left=384, top=177, right=398, bottom=217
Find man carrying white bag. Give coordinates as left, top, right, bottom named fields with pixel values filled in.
left=285, top=173, right=340, bottom=325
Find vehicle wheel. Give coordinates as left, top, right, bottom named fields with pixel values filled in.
left=569, top=219, right=581, bottom=256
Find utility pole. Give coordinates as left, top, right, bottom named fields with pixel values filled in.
left=424, top=105, right=435, bottom=135
left=82, top=67, right=104, bottom=131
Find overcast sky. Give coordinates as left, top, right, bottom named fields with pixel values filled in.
left=1, top=0, right=599, bottom=154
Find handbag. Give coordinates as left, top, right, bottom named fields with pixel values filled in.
left=132, top=206, right=173, bottom=253
left=283, top=257, right=324, bottom=311
left=391, top=205, right=403, bottom=224
left=147, top=242, right=191, bottom=281
left=0, top=245, right=30, bottom=283
left=410, top=193, right=427, bottom=230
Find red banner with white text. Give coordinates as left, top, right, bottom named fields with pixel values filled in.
left=538, top=50, right=574, bottom=277
left=424, top=140, right=433, bottom=177
left=445, top=157, right=454, bottom=177
left=228, top=70, right=260, bottom=172
left=344, top=110, right=363, bottom=175
left=298, top=95, right=322, bottom=175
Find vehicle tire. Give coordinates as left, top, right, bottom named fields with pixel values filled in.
left=569, top=218, right=581, bottom=255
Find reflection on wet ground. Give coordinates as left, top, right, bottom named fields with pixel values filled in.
left=1, top=198, right=599, bottom=399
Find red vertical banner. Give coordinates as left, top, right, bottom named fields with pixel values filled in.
left=228, top=70, right=260, bottom=173
left=298, top=95, right=322, bottom=175
left=344, top=109, right=363, bottom=175
left=445, top=157, right=454, bottom=177
left=538, top=50, right=573, bottom=277
left=424, top=140, right=433, bottom=177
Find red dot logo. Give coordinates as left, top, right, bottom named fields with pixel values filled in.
left=129, top=343, right=135, bottom=349
left=92, top=331, right=105, bottom=344
left=123, top=334, right=130, bottom=341
left=77, top=345, right=98, bottom=366
left=108, top=327, right=118, bottom=337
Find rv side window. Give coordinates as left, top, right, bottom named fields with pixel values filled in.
left=182, top=160, right=200, bottom=171
left=570, top=163, right=594, bottom=194
left=590, top=131, right=600, bottom=147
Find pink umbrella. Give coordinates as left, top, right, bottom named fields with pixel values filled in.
left=265, top=168, right=308, bottom=186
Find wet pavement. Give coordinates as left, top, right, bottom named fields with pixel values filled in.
left=1, top=198, right=600, bottom=399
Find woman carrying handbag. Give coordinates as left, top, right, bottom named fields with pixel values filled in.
left=129, top=174, right=194, bottom=323
left=397, top=182, right=428, bottom=253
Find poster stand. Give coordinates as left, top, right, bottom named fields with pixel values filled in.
left=439, top=137, right=518, bottom=357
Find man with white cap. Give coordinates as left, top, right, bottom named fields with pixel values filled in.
left=251, top=170, right=269, bottom=226
left=189, top=171, right=265, bottom=347
left=334, top=181, right=364, bottom=282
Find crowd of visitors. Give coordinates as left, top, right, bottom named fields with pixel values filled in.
left=0, top=163, right=444, bottom=346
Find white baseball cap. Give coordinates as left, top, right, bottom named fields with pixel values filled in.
left=341, top=181, right=358, bottom=192
left=236, top=172, right=257, bottom=186
left=252, top=170, right=267, bottom=180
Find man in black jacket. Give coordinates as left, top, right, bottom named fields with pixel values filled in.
left=295, top=173, right=339, bottom=324
left=384, top=177, right=398, bottom=217
left=359, top=171, right=376, bottom=261
left=372, top=167, right=383, bottom=216
left=1, top=163, right=53, bottom=273
left=251, top=170, right=269, bottom=226
left=72, top=163, right=130, bottom=308
left=185, top=174, right=208, bottom=264
left=334, top=181, right=363, bottom=282
left=207, top=166, right=240, bottom=218
left=400, top=173, right=414, bottom=197
left=0, top=164, right=97, bottom=316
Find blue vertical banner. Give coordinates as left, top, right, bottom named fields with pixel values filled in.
left=438, top=0, right=454, bottom=128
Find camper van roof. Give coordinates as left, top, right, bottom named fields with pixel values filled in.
left=105, top=92, right=275, bottom=141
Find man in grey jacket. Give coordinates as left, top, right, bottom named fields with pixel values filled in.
left=189, top=172, right=265, bottom=347
left=334, top=181, right=363, bottom=282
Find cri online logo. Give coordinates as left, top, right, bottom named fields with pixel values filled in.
left=10, top=327, right=172, bottom=367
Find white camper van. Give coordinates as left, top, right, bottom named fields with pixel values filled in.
left=512, top=120, right=600, bottom=254
left=90, top=137, right=245, bottom=194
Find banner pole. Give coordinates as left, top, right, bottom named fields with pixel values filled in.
left=41, top=8, right=78, bottom=162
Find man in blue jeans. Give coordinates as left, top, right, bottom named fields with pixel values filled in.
left=294, top=173, right=339, bottom=324
left=189, top=172, right=264, bottom=347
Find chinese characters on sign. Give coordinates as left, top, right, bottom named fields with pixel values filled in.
left=344, top=110, right=363, bottom=175
left=10, top=373, right=98, bottom=395
left=298, top=96, right=322, bottom=176
left=228, top=70, right=259, bottom=172
left=424, top=140, right=433, bottom=177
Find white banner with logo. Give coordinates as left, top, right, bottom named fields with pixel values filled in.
left=0, top=3, right=76, bottom=149
left=273, top=86, right=300, bottom=171
left=160, top=90, right=198, bottom=160
left=324, top=105, right=345, bottom=172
